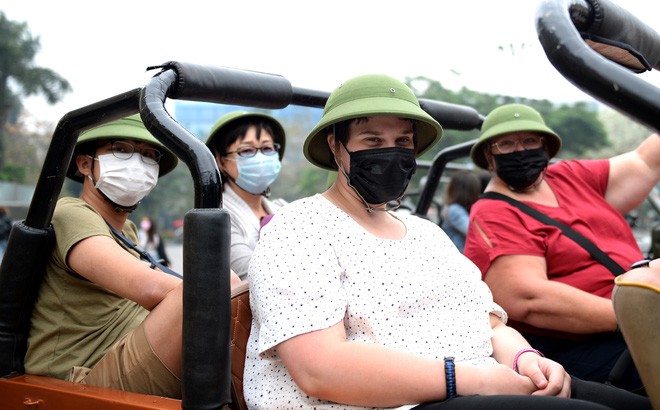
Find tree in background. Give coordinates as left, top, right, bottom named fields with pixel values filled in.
left=406, top=76, right=609, bottom=161
left=0, top=11, right=70, bottom=176
left=3, top=112, right=51, bottom=183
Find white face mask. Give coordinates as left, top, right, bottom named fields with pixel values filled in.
left=90, top=153, right=159, bottom=207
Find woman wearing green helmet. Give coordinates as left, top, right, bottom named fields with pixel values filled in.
left=464, top=103, right=660, bottom=393
left=244, top=77, right=647, bottom=409
left=206, top=111, right=287, bottom=279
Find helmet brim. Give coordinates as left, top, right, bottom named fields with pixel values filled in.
left=304, top=96, right=442, bottom=170
left=470, top=120, right=561, bottom=169
left=66, top=117, right=179, bottom=182
left=205, top=111, right=286, bottom=160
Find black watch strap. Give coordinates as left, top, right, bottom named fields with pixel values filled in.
left=444, top=356, right=456, bottom=399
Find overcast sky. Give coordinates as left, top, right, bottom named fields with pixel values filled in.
left=2, top=0, right=659, bottom=124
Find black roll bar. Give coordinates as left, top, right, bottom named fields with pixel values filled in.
left=536, top=0, right=660, bottom=132
left=413, top=139, right=479, bottom=216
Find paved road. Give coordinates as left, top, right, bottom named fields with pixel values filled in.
left=164, top=242, right=183, bottom=274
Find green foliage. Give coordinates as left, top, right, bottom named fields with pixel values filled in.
left=406, top=76, right=610, bottom=160
left=0, top=163, right=26, bottom=182
left=2, top=114, right=53, bottom=184
left=0, top=11, right=71, bottom=171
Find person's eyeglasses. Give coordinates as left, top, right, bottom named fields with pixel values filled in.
left=107, top=141, right=163, bottom=165
left=491, top=136, right=544, bottom=154
left=225, top=143, right=281, bottom=158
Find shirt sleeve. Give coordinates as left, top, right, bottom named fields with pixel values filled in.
left=447, top=203, right=470, bottom=235
left=229, top=217, right=254, bottom=278
left=51, top=199, right=115, bottom=269
left=248, top=201, right=348, bottom=355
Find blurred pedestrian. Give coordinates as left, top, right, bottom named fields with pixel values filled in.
left=441, top=170, right=481, bottom=252
left=138, top=216, right=171, bottom=267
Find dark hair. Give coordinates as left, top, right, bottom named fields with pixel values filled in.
left=143, top=216, right=158, bottom=243
left=327, top=117, right=418, bottom=169
left=445, top=170, right=481, bottom=211
left=76, top=140, right=106, bottom=158
left=208, top=119, right=280, bottom=185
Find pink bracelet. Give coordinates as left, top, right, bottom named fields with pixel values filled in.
left=513, top=348, right=544, bottom=373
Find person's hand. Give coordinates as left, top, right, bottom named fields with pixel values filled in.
left=457, top=363, right=537, bottom=396
left=516, top=353, right=571, bottom=398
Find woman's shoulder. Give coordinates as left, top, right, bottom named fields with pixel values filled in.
left=469, top=195, right=516, bottom=219
left=396, top=211, right=442, bottom=230
left=267, top=195, right=338, bottom=230
left=446, top=203, right=468, bottom=214
left=278, top=194, right=326, bottom=214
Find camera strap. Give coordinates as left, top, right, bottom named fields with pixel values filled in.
left=105, top=221, right=183, bottom=279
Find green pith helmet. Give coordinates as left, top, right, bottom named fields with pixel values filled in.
left=205, top=111, right=286, bottom=159
left=66, top=114, right=179, bottom=182
left=470, top=103, right=562, bottom=170
left=304, top=74, right=443, bottom=170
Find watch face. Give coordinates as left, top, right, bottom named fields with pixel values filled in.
left=630, top=259, right=651, bottom=269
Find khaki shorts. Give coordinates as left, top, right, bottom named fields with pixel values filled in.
left=69, top=322, right=181, bottom=399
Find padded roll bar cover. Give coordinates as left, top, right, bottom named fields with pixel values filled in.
left=580, top=0, right=660, bottom=70
left=181, top=208, right=232, bottom=407
left=0, top=221, right=54, bottom=376
left=419, top=99, right=484, bottom=131
left=159, top=61, right=294, bottom=109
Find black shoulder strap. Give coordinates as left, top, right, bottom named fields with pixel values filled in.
left=105, top=222, right=183, bottom=280
left=480, top=191, right=626, bottom=276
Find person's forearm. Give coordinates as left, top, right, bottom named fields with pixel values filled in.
left=289, top=341, right=446, bottom=407
left=489, top=315, right=533, bottom=368
left=515, top=281, right=617, bottom=333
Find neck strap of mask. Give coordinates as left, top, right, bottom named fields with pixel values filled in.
left=105, top=221, right=183, bottom=279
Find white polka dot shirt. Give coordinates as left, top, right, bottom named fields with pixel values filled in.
left=246, top=194, right=506, bottom=409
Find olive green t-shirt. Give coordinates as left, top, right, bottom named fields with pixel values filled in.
left=25, top=197, right=148, bottom=380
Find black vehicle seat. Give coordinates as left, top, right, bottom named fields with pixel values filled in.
left=0, top=221, right=54, bottom=377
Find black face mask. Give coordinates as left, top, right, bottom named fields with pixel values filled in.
left=343, top=146, right=417, bottom=205
left=494, top=148, right=549, bottom=192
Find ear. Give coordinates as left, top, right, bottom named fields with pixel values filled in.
left=327, top=133, right=336, bottom=158
left=76, top=154, right=93, bottom=178
left=215, top=154, right=228, bottom=174
left=483, top=147, right=496, bottom=171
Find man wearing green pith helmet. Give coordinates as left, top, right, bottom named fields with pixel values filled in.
left=465, top=103, right=660, bottom=393
left=24, top=114, right=240, bottom=399
left=244, top=77, right=648, bottom=409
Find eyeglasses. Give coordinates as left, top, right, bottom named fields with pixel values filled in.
left=491, top=136, right=544, bottom=154
left=225, top=143, right=281, bottom=158
left=105, top=141, right=163, bottom=165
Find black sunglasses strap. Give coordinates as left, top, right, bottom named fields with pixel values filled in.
left=480, top=192, right=626, bottom=276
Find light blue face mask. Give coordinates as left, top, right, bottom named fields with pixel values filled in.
left=235, top=153, right=282, bottom=195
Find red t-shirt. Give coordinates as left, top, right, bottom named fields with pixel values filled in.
left=464, top=159, right=642, bottom=299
